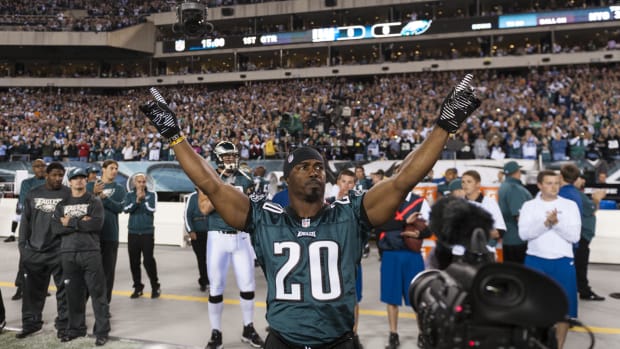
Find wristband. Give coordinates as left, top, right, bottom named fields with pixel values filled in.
left=169, top=135, right=186, bottom=147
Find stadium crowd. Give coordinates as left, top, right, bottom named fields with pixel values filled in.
left=1, top=0, right=617, bottom=33
left=0, top=0, right=169, bottom=32
left=0, top=65, right=619, bottom=167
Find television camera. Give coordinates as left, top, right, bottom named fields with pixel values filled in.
left=172, top=1, right=213, bottom=38
left=408, top=197, right=593, bottom=349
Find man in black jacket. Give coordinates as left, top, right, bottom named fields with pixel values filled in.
left=52, top=167, right=109, bottom=346
left=16, top=162, right=70, bottom=339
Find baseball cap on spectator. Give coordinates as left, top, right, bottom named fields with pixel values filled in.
left=371, top=169, right=385, bottom=177
left=68, top=168, right=87, bottom=180
left=86, top=166, right=100, bottom=174
left=503, top=161, right=521, bottom=175
left=448, top=178, right=462, bottom=192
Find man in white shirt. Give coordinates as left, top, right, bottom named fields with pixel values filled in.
left=460, top=170, right=505, bottom=240
left=518, top=170, right=581, bottom=349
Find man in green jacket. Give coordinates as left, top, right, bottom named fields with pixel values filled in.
left=87, top=160, right=126, bottom=304
left=498, top=161, right=532, bottom=264
left=122, top=173, right=160, bottom=299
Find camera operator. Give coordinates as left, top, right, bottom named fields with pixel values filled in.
left=410, top=196, right=570, bottom=349
left=426, top=196, right=495, bottom=270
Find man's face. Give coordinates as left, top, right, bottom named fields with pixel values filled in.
left=461, top=175, right=480, bottom=197
left=287, top=160, right=325, bottom=202
left=69, top=176, right=87, bottom=190
left=355, top=168, right=365, bottom=180
left=337, top=174, right=356, bottom=195
left=46, top=169, right=65, bottom=190
left=254, top=166, right=266, bottom=177
left=445, top=170, right=457, bottom=182
left=32, top=160, right=46, bottom=178
left=538, top=174, right=560, bottom=200
left=134, top=176, right=147, bottom=191
left=221, top=154, right=237, bottom=165
left=371, top=174, right=382, bottom=184
left=102, top=164, right=118, bottom=181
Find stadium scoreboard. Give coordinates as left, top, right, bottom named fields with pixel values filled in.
left=164, top=6, right=620, bottom=53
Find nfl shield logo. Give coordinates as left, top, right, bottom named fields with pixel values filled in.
left=175, top=39, right=186, bottom=52
left=302, top=218, right=310, bottom=228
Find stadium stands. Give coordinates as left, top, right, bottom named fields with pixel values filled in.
left=0, top=0, right=618, bottom=173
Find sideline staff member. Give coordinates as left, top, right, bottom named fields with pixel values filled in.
left=87, top=160, right=126, bottom=304
left=184, top=187, right=210, bottom=292
left=122, top=173, right=161, bottom=299
left=140, top=74, right=480, bottom=347
left=16, top=162, right=70, bottom=339
left=52, top=167, right=109, bottom=346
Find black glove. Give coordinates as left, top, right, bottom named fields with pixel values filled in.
left=140, top=88, right=182, bottom=141
left=436, top=74, right=481, bottom=133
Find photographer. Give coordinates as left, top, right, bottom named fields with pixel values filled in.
left=426, top=196, right=495, bottom=270
left=411, top=196, right=569, bottom=349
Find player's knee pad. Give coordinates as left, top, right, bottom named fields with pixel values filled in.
left=240, top=291, right=254, bottom=300
left=209, top=294, right=223, bottom=304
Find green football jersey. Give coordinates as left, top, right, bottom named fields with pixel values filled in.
left=247, top=190, right=370, bottom=346
left=206, top=170, right=253, bottom=231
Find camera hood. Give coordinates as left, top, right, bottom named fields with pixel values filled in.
left=470, top=262, right=568, bottom=328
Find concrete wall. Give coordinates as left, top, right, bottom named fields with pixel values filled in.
left=0, top=198, right=185, bottom=247
left=2, top=197, right=619, bottom=264
left=0, top=23, right=155, bottom=53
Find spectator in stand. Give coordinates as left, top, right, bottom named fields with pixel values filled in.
left=472, top=132, right=489, bottom=159
left=77, top=140, right=90, bottom=162
left=1, top=66, right=620, bottom=164
left=604, top=126, right=620, bottom=161
left=521, top=129, right=539, bottom=160
left=551, top=132, right=568, bottom=161
left=148, top=137, right=161, bottom=161
left=122, top=140, right=134, bottom=161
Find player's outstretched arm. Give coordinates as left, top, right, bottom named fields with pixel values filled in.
left=364, top=74, right=481, bottom=227
left=140, top=88, right=249, bottom=230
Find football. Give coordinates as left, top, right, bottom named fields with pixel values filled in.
left=406, top=217, right=428, bottom=234
left=403, top=218, right=427, bottom=252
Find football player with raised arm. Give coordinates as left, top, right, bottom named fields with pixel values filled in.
left=140, top=75, right=480, bottom=348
